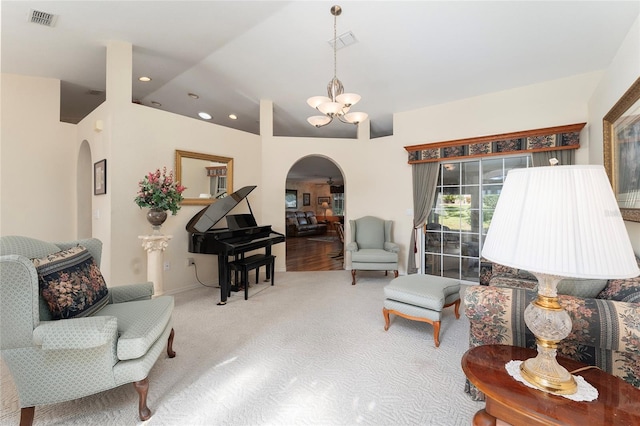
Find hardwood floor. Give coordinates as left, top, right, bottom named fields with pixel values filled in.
left=286, top=232, right=344, bottom=271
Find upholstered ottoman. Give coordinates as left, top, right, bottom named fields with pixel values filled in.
left=383, top=275, right=461, bottom=347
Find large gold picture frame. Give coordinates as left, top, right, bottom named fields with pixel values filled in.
left=603, top=76, right=640, bottom=223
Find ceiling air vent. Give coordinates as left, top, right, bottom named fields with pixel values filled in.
left=28, top=9, right=58, bottom=27
left=329, top=31, right=357, bottom=50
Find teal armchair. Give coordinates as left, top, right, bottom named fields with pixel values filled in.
left=0, top=236, right=175, bottom=425
left=346, top=216, right=399, bottom=285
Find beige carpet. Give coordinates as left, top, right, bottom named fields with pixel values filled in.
left=1, top=271, right=483, bottom=425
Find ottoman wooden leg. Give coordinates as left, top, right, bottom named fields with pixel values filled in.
left=383, top=307, right=391, bottom=331
left=443, top=298, right=461, bottom=319
left=383, top=306, right=442, bottom=348
left=433, top=321, right=441, bottom=347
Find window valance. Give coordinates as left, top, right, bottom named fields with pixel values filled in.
left=404, top=123, right=586, bottom=164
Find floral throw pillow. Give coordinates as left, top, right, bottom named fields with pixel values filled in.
left=597, top=257, right=640, bottom=303
left=32, top=245, right=109, bottom=320
left=597, top=277, right=640, bottom=303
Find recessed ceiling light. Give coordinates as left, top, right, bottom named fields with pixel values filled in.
left=198, top=112, right=212, bottom=120
left=138, top=76, right=151, bottom=82
left=229, top=114, right=238, bottom=120
left=151, top=101, right=162, bottom=107
left=188, top=93, right=200, bottom=99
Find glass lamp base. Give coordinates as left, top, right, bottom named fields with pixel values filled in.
left=521, top=273, right=578, bottom=395
left=520, top=344, right=577, bottom=394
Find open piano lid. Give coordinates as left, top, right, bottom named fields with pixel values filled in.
left=185, top=185, right=257, bottom=233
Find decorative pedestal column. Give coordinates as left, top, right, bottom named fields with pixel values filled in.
left=139, top=235, right=172, bottom=297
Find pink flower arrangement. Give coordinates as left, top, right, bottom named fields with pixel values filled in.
left=134, top=167, right=186, bottom=215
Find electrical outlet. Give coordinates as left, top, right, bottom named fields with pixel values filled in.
left=163, top=261, right=170, bottom=271
left=187, top=257, right=195, bottom=267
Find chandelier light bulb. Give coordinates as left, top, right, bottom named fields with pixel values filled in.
left=336, top=93, right=360, bottom=107
left=308, top=116, right=332, bottom=127
left=343, top=111, right=368, bottom=124
left=307, top=96, right=332, bottom=109
left=317, top=102, right=343, bottom=116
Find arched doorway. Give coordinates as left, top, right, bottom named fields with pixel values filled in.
left=285, top=155, right=345, bottom=271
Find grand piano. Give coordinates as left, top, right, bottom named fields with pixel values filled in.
left=186, top=186, right=285, bottom=305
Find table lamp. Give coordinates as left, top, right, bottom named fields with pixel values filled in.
left=482, top=164, right=639, bottom=395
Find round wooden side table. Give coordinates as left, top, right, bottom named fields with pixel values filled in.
left=462, top=344, right=640, bottom=426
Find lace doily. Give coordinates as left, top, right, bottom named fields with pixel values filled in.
left=505, top=360, right=598, bottom=402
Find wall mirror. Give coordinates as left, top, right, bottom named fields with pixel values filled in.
left=175, top=150, right=234, bottom=206
left=603, top=76, right=640, bottom=222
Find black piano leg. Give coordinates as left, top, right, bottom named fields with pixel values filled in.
left=265, top=246, right=272, bottom=282
left=244, top=269, right=249, bottom=300
left=270, top=260, right=275, bottom=286
left=217, top=256, right=228, bottom=305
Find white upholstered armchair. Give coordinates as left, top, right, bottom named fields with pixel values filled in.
left=0, top=236, right=175, bottom=425
left=346, top=216, right=399, bottom=285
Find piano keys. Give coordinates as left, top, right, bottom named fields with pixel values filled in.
left=186, top=186, right=285, bottom=305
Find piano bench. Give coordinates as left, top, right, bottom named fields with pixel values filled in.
left=228, top=254, right=276, bottom=300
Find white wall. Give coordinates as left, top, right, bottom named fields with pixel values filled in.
left=588, top=15, right=640, bottom=254
left=3, top=14, right=638, bottom=292
left=394, top=71, right=602, bottom=160
left=70, top=42, right=263, bottom=293
left=74, top=99, right=262, bottom=293
left=263, top=71, right=605, bottom=276
left=387, top=70, right=604, bottom=268
left=119, top=107, right=261, bottom=293
left=262, top=132, right=412, bottom=274
left=1, top=74, right=77, bottom=240
left=0, top=68, right=630, bottom=291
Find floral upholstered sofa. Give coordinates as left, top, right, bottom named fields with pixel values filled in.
left=463, top=256, right=640, bottom=401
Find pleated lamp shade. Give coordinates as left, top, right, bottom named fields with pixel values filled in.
left=482, top=165, right=639, bottom=280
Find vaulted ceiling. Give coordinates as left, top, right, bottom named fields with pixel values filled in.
left=3, top=1, right=638, bottom=140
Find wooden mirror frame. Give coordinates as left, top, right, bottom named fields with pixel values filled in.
left=603, top=76, right=640, bottom=223
left=175, top=150, right=234, bottom=206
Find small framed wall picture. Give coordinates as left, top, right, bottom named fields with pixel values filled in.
left=318, top=196, right=331, bottom=205
left=285, top=189, right=297, bottom=209
left=94, top=159, right=107, bottom=195
left=303, top=193, right=311, bottom=206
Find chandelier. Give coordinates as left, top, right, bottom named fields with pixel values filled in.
left=307, top=5, right=368, bottom=128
